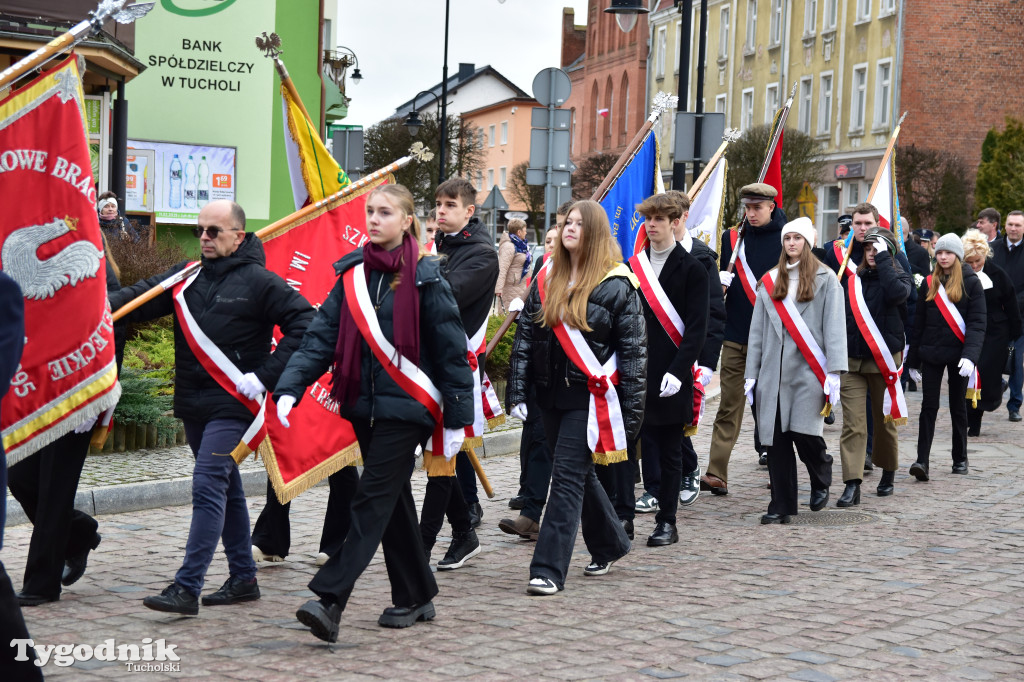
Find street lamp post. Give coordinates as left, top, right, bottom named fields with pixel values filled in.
left=404, top=90, right=441, bottom=179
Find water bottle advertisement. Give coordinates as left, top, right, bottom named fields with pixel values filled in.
left=126, top=139, right=236, bottom=224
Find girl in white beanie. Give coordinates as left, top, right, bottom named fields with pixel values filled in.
left=745, top=217, right=848, bottom=523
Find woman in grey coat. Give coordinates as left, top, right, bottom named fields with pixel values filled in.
left=745, top=217, right=848, bottom=524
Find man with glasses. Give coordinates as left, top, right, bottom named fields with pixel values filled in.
left=109, top=200, right=313, bottom=615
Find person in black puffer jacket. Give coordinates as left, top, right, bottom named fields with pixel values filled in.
left=507, top=200, right=646, bottom=596
left=907, top=233, right=986, bottom=480
left=837, top=228, right=912, bottom=504
left=109, top=200, right=313, bottom=616
left=276, top=184, right=474, bottom=641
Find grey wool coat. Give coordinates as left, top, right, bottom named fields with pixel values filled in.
left=745, top=264, right=848, bottom=443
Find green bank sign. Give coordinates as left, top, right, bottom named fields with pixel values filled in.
left=160, top=0, right=238, bottom=17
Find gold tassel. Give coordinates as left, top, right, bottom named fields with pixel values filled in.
left=592, top=449, right=628, bottom=466
left=820, top=403, right=832, bottom=418
left=486, top=415, right=506, bottom=429
left=89, top=425, right=109, bottom=450
left=423, top=453, right=457, bottom=477
left=460, top=435, right=484, bottom=451
left=683, top=424, right=699, bottom=437
left=883, top=415, right=908, bottom=426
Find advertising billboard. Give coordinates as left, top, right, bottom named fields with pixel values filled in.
left=126, top=139, right=236, bottom=223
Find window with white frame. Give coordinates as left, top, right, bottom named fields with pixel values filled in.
left=822, top=186, right=840, bottom=240
left=477, top=128, right=485, bottom=149
left=741, top=88, right=754, bottom=130
left=500, top=121, right=508, bottom=145
left=769, top=0, right=783, bottom=46
left=715, top=93, right=727, bottom=113
left=488, top=124, right=495, bottom=147
left=879, top=0, right=896, bottom=15
left=847, top=181, right=859, bottom=207
left=675, top=19, right=681, bottom=73
left=487, top=168, right=494, bottom=188
left=804, top=0, right=817, bottom=34
left=818, top=72, right=833, bottom=135
left=856, top=0, right=871, bottom=22
left=850, top=64, right=868, bottom=131
left=745, top=0, right=757, bottom=51
left=874, top=60, right=892, bottom=128
left=475, top=170, right=483, bottom=191
left=499, top=166, right=507, bottom=190
left=656, top=26, right=667, bottom=78
left=719, top=7, right=730, bottom=58
left=765, top=83, right=780, bottom=124
left=798, top=77, right=813, bottom=134
left=824, top=0, right=838, bottom=30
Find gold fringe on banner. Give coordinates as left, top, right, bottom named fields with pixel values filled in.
left=884, top=416, right=908, bottom=426
left=263, top=437, right=362, bottom=505
left=423, top=453, right=457, bottom=477
left=461, top=435, right=483, bottom=451
left=683, top=425, right=699, bottom=437
left=592, top=449, right=628, bottom=466
left=486, top=415, right=506, bottom=429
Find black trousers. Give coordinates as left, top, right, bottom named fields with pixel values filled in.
left=309, top=419, right=436, bottom=611
left=251, top=467, right=359, bottom=558
left=918, top=359, right=968, bottom=464
left=640, top=424, right=684, bottom=526
left=595, top=437, right=637, bottom=522
left=419, top=460, right=472, bottom=551
left=519, top=415, right=553, bottom=523
left=0, top=561, right=42, bottom=680
left=6, top=430, right=98, bottom=598
left=640, top=435, right=698, bottom=498
left=455, top=451, right=479, bottom=505
left=766, top=406, right=832, bottom=516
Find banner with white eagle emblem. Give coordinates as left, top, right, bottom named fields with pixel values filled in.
left=0, top=55, right=120, bottom=464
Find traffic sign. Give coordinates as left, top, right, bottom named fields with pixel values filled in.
left=526, top=168, right=571, bottom=187
left=532, top=68, right=571, bottom=107
left=531, top=107, right=571, bottom=129
left=481, top=185, right=508, bottom=211
left=528, top=128, right=571, bottom=170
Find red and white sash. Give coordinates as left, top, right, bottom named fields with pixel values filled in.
left=928, top=275, right=981, bottom=405
left=729, top=230, right=758, bottom=306
left=342, top=264, right=460, bottom=463
left=172, top=265, right=268, bottom=461
left=760, top=270, right=834, bottom=406
left=537, top=263, right=627, bottom=463
left=836, top=245, right=909, bottom=424
left=627, top=249, right=704, bottom=433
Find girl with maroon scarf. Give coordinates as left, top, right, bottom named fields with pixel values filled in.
left=272, top=184, right=475, bottom=642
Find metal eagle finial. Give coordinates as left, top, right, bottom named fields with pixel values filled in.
left=409, top=142, right=434, bottom=163
left=255, top=32, right=283, bottom=59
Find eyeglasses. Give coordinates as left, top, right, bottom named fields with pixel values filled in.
left=192, top=226, right=237, bottom=238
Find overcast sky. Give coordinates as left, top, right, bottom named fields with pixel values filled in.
left=335, top=0, right=591, bottom=128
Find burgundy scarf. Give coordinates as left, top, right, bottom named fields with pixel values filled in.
left=330, top=234, right=420, bottom=406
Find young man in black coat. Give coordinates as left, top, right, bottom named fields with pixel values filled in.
left=627, top=194, right=708, bottom=545
left=109, top=201, right=314, bottom=615
left=419, top=178, right=499, bottom=569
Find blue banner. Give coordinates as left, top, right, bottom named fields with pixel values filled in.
left=600, top=132, right=657, bottom=260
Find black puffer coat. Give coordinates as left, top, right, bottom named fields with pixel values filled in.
left=274, top=250, right=475, bottom=430
left=842, top=250, right=913, bottom=359
left=434, top=216, right=499, bottom=337
left=907, top=263, right=987, bottom=368
left=719, top=207, right=786, bottom=344
left=507, top=266, right=648, bottom=440
left=110, top=233, right=314, bottom=425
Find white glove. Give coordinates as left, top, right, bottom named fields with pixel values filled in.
left=236, top=372, right=266, bottom=400
left=508, top=297, right=525, bottom=314
left=510, top=402, right=528, bottom=421
left=824, top=372, right=842, bottom=407
left=719, top=271, right=735, bottom=287
left=696, top=366, right=713, bottom=387
left=659, top=372, right=682, bottom=398
left=74, top=416, right=98, bottom=434
left=276, top=395, right=296, bottom=428
left=443, top=427, right=465, bottom=460
left=958, top=358, right=975, bottom=377
left=744, top=378, right=756, bottom=405
left=909, top=368, right=922, bottom=384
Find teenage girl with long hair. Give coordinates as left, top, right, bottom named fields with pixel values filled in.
left=506, top=200, right=647, bottom=595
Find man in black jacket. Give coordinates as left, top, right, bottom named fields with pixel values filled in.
left=991, top=210, right=1024, bottom=421
left=420, top=178, right=499, bottom=569
left=109, top=200, right=313, bottom=615
left=704, top=184, right=785, bottom=495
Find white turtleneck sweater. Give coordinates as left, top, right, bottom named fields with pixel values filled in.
left=649, top=243, right=674, bottom=277
left=785, top=260, right=801, bottom=303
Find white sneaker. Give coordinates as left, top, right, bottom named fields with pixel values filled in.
left=583, top=559, right=615, bottom=576
left=315, top=552, right=329, bottom=566
left=679, top=466, right=701, bottom=507
left=634, top=491, right=659, bottom=513
left=527, top=577, right=560, bottom=595
left=252, top=546, right=284, bottom=563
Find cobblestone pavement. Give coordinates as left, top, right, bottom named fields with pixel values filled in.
left=5, top=386, right=1023, bottom=680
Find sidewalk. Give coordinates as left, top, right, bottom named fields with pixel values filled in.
left=4, top=376, right=721, bottom=526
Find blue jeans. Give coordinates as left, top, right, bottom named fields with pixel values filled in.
left=530, top=409, right=631, bottom=590
left=176, top=419, right=256, bottom=596
left=1008, top=334, right=1024, bottom=413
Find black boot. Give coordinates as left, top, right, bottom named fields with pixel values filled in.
left=836, top=481, right=861, bottom=507
left=436, top=529, right=481, bottom=570
left=877, top=470, right=895, bottom=496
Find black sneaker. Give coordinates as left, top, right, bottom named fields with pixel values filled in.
left=436, top=529, right=480, bottom=570
left=202, top=576, right=260, bottom=606
left=143, top=583, right=198, bottom=616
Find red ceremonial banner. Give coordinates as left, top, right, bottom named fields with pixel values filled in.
left=0, top=56, right=120, bottom=465
left=259, top=176, right=389, bottom=503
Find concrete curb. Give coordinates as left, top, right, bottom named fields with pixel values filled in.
left=4, top=384, right=722, bottom=527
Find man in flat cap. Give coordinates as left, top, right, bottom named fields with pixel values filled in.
left=703, top=183, right=787, bottom=495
